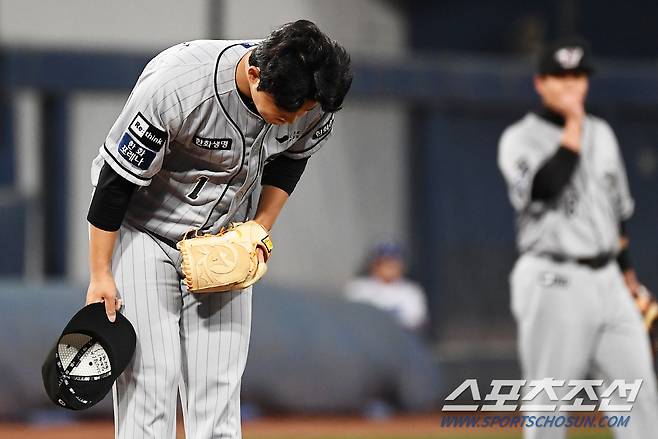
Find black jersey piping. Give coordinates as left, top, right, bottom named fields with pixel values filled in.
left=227, top=127, right=269, bottom=222
left=102, top=143, right=152, bottom=182
left=295, top=127, right=332, bottom=153
left=288, top=113, right=334, bottom=154
left=198, top=43, right=259, bottom=232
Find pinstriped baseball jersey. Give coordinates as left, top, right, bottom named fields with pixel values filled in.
left=91, top=39, right=335, bottom=243
left=498, top=113, right=634, bottom=257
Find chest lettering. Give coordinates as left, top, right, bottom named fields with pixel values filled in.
left=312, top=117, right=334, bottom=140
left=193, top=136, right=233, bottom=150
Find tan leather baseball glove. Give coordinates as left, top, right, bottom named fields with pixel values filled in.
left=177, top=221, right=273, bottom=293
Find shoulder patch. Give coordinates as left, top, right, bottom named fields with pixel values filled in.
left=128, top=112, right=167, bottom=152
left=117, top=133, right=157, bottom=170
left=312, top=116, right=334, bottom=140
left=193, top=136, right=233, bottom=150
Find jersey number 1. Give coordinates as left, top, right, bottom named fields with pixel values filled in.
left=187, top=176, right=209, bottom=200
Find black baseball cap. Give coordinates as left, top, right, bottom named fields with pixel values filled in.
left=537, top=37, right=594, bottom=76
left=42, top=302, right=136, bottom=410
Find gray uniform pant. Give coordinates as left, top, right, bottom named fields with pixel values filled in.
left=511, top=254, right=658, bottom=439
left=111, top=223, right=252, bottom=439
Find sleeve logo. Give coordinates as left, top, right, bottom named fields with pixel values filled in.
left=128, top=112, right=167, bottom=152
left=118, top=132, right=157, bottom=170
left=193, top=136, right=233, bottom=150
left=312, top=116, right=334, bottom=140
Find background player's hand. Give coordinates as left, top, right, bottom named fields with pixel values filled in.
left=541, top=88, right=584, bottom=123
left=555, top=92, right=585, bottom=121
left=539, top=78, right=586, bottom=122
left=549, top=89, right=586, bottom=152
left=86, top=272, right=122, bottom=322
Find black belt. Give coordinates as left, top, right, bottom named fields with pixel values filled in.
left=125, top=221, right=180, bottom=251
left=544, top=253, right=614, bottom=270
left=136, top=227, right=179, bottom=250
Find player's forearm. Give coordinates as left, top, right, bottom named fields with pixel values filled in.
left=617, top=218, right=639, bottom=296
left=561, top=116, right=583, bottom=152
left=89, top=225, right=118, bottom=277
left=618, top=244, right=632, bottom=272
left=620, top=241, right=639, bottom=295
left=253, top=185, right=289, bottom=231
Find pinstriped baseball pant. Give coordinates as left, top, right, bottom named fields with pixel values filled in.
left=110, top=223, right=252, bottom=439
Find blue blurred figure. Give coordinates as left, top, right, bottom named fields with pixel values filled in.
left=345, top=243, right=428, bottom=334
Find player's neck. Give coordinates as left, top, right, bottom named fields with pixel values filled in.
left=235, top=51, right=253, bottom=100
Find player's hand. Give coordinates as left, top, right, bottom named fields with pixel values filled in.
left=86, top=272, right=122, bottom=323
left=547, top=89, right=586, bottom=152
left=555, top=92, right=585, bottom=121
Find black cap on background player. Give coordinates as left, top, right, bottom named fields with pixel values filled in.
left=537, top=37, right=595, bottom=76
left=42, top=302, right=136, bottom=410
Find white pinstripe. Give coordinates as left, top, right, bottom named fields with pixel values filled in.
left=111, top=223, right=251, bottom=438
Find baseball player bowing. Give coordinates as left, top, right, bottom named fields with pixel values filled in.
left=85, top=20, right=351, bottom=438
left=498, top=37, right=658, bottom=439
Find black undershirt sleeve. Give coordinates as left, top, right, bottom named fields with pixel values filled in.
left=87, top=163, right=138, bottom=231
left=261, top=155, right=309, bottom=195
left=617, top=220, right=632, bottom=271
left=530, top=146, right=580, bottom=201
left=619, top=220, right=628, bottom=236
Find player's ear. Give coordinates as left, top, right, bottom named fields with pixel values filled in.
left=533, top=75, right=544, bottom=95
left=247, top=66, right=261, bottom=86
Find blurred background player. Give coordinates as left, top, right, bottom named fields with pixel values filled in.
left=345, top=243, right=428, bottom=334
left=497, top=37, right=658, bottom=439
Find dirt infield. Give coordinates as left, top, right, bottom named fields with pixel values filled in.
left=0, top=416, right=476, bottom=439
left=0, top=416, right=612, bottom=439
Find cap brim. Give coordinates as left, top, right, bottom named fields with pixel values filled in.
left=538, top=66, right=594, bottom=76
left=62, top=303, right=136, bottom=378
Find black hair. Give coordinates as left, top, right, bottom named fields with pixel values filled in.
left=249, top=20, right=352, bottom=113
